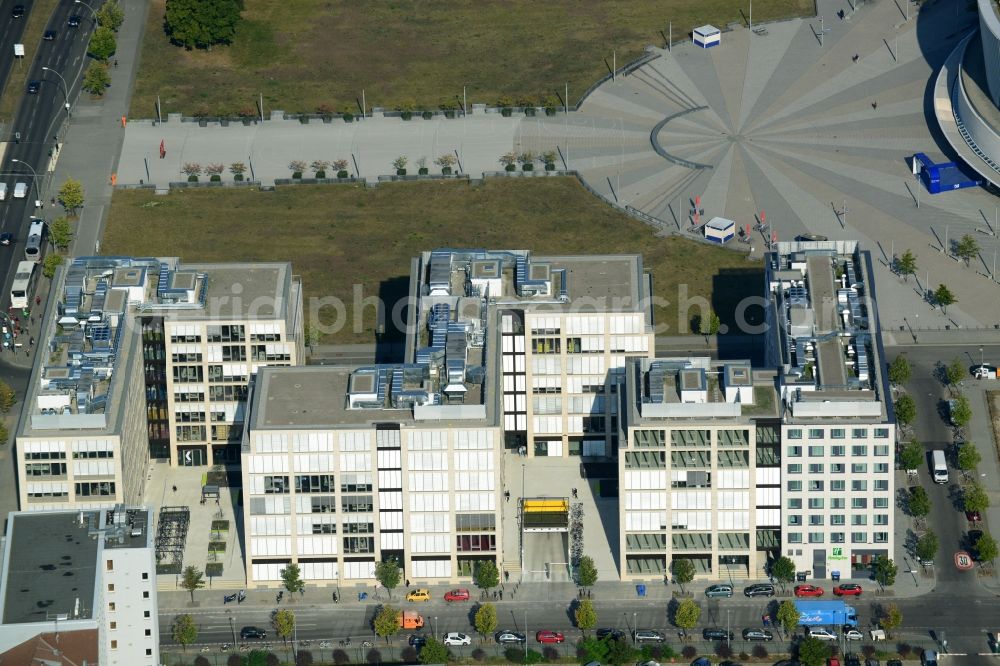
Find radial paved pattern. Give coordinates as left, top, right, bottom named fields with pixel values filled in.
left=516, top=0, right=1000, bottom=329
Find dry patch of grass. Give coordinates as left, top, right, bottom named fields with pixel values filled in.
left=131, top=0, right=814, bottom=118
left=103, top=178, right=763, bottom=343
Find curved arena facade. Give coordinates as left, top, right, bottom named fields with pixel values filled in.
left=935, top=0, right=1000, bottom=188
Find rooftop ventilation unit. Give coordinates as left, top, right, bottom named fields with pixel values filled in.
left=647, top=362, right=667, bottom=403
left=428, top=250, right=453, bottom=296
left=787, top=285, right=808, bottom=308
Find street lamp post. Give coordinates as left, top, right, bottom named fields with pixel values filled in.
left=228, top=614, right=237, bottom=648
left=41, top=67, right=71, bottom=111
left=74, top=0, right=98, bottom=18
left=434, top=616, right=438, bottom=639
left=10, top=159, right=40, bottom=206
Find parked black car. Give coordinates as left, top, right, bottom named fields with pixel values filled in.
left=743, top=583, right=775, bottom=597
left=240, top=626, right=266, bottom=639
left=595, top=628, right=626, bottom=641
left=702, top=628, right=734, bottom=641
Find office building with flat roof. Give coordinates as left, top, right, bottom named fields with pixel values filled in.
left=241, top=249, right=653, bottom=586
left=765, top=241, right=895, bottom=579
left=618, top=357, right=782, bottom=581
left=16, top=256, right=302, bottom=510
left=0, top=505, right=158, bottom=664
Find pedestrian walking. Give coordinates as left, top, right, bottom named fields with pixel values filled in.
left=499, top=590, right=503, bottom=601
left=405, top=579, right=410, bottom=588
left=172, top=485, right=177, bottom=492
left=504, top=571, right=509, bottom=582
left=114, top=59, right=118, bottom=68
left=872, top=100, right=878, bottom=110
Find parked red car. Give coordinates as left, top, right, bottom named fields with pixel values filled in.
left=833, top=583, right=862, bottom=596
left=966, top=510, right=982, bottom=523
left=536, top=631, right=565, bottom=644
left=794, top=584, right=824, bottom=597
left=444, top=588, right=470, bottom=602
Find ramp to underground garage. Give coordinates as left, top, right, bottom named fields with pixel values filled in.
left=521, top=498, right=570, bottom=582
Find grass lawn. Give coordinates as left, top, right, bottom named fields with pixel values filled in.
left=103, top=178, right=763, bottom=343
left=131, top=0, right=813, bottom=118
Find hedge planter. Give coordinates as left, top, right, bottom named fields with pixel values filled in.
left=524, top=107, right=536, bottom=117
left=337, top=170, right=349, bottom=179
left=401, top=111, right=413, bottom=121
left=442, top=167, right=453, bottom=175
left=522, top=163, right=534, bottom=172
left=418, top=167, right=429, bottom=175
left=220, top=119, right=229, bottom=127
left=292, top=172, right=303, bottom=179
left=505, top=164, right=516, bottom=172
left=322, top=116, right=333, bottom=124
left=299, top=116, right=310, bottom=124
left=188, top=175, right=198, bottom=182
left=397, top=168, right=407, bottom=176
left=198, top=119, right=208, bottom=127
left=545, top=163, right=556, bottom=171
left=422, top=111, right=434, bottom=120
left=444, top=110, right=456, bottom=119
left=343, top=113, right=354, bottom=123
left=234, top=174, right=245, bottom=182
left=210, top=174, right=222, bottom=182
left=545, top=107, right=557, bottom=116
left=241, top=118, right=253, bottom=126
left=501, top=108, right=513, bottom=117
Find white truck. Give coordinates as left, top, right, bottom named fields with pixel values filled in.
left=931, top=449, right=948, bottom=484
left=974, top=365, right=997, bottom=379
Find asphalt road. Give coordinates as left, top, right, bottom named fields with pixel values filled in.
left=0, top=0, right=34, bottom=102
left=888, top=343, right=1000, bottom=594
left=157, top=592, right=993, bottom=656
left=0, top=0, right=97, bottom=311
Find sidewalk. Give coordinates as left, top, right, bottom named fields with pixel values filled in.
left=47, top=0, right=151, bottom=258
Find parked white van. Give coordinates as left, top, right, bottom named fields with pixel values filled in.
left=0, top=183, right=7, bottom=201
left=12, top=182, right=27, bottom=199
left=932, top=449, right=948, bottom=484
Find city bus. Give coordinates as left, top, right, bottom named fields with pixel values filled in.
left=24, top=218, right=45, bottom=263
left=10, top=260, right=37, bottom=310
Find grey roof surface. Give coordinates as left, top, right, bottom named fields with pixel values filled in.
left=533, top=255, right=647, bottom=313
left=2, top=513, right=98, bottom=624
left=249, top=365, right=489, bottom=428
left=163, top=262, right=292, bottom=320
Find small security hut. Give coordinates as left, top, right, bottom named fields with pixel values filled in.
left=704, top=217, right=735, bottom=243
left=694, top=25, right=721, bottom=48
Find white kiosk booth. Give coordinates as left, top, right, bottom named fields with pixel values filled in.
left=693, top=25, right=721, bottom=48
left=704, top=217, right=735, bottom=243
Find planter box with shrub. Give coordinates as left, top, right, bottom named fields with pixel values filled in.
left=343, top=113, right=354, bottom=123
left=337, top=170, right=349, bottom=179
left=524, top=107, right=536, bottom=117
left=501, top=108, right=513, bottom=117
left=400, top=111, right=413, bottom=121
left=444, top=110, right=456, bottom=119
left=234, top=174, right=244, bottom=182
left=545, top=107, right=557, bottom=116
left=505, top=164, right=516, bottom=172
left=187, top=175, right=198, bottom=182
left=422, top=111, right=434, bottom=120
left=418, top=167, right=429, bottom=175
left=442, top=167, right=453, bottom=175
left=292, top=172, right=302, bottom=179
left=210, top=174, right=222, bottom=182
left=396, top=168, right=407, bottom=176
left=545, top=163, right=556, bottom=171
left=315, top=171, right=326, bottom=179
left=522, top=163, right=534, bottom=172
